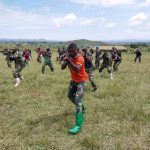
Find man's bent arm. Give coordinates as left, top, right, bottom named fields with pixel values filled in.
left=61, top=61, right=68, bottom=70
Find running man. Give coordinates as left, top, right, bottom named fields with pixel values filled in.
left=13, top=49, right=25, bottom=87
left=42, top=48, right=54, bottom=74
left=82, top=48, right=97, bottom=91
left=112, top=51, right=121, bottom=71
left=99, top=51, right=113, bottom=80
left=134, top=48, right=142, bottom=63
left=95, top=47, right=101, bottom=69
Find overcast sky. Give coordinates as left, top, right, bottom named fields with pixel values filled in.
left=0, top=0, right=150, bottom=41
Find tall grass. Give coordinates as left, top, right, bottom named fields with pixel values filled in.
left=0, top=51, right=150, bottom=150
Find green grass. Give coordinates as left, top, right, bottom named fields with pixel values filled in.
left=0, top=51, right=150, bottom=150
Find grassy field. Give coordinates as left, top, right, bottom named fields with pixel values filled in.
left=0, top=51, right=150, bottom=150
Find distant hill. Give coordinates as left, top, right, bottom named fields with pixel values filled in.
left=62, top=39, right=108, bottom=48
left=0, top=38, right=108, bottom=48
left=103, top=39, right=150, bottom=45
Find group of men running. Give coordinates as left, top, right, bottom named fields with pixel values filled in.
left=57, top=46, right=123, bottom=89
left=35, top=44, right=142, bottom=134
left=1, top=48, right=32, bottom=86
left=1, top=44, right=142, bottom=134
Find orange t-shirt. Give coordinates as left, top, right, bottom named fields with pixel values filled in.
left=69, top=55, right=88, bottom=83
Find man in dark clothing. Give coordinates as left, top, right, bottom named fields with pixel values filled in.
left=90, top=48, right=94, bottom=55
left=59, top=48, right=67, bottom=64
left=1, top=48, right=16, bottom=68
left=82, top=48, right=97, bottom=91
left=42, top=48, right=54, bottom=74
left=134, top=48, right=142, bottom=63
left=99, top=51, right=113, bottom=80
left=112, top=47, right=122, bottom=62
left=112, top=52, right=121, bottom=71
left=13, top=49, right=25, bottom=87
left=95, top=47, right=101, bottom=68
left=57, top=48, right=61, bottom=61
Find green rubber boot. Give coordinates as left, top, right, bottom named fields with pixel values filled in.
left=69, top=112, right=84, bottom=134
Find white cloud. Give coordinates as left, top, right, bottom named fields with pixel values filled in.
left=0, top=4, right=57, bottom=39
left=129, top=12, right=147, bottom=26
left=124, top=29, right=150, bottom=39
left=80, top=19, right=95, bottom=25
left=64, top=13, right=77, bottom=22
left=0, top=4, right=51, bottom=27
left=139, top=0, right=150, bottom=7
left=52, top=13, right=77, bottom=27
left=71, top=0, right=134, bottom=7
left=106, top=22, right=117, bottom=28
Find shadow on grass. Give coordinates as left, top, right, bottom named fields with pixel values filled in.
left=26, top=111, right=74, bottom=131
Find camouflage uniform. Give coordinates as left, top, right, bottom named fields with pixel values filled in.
left=59, top=48, right=67, bottom=64
left=135, top=48, right=142, bottom=63
left=90, top=48, right=94, bottom=55
left=95, top=49, right=101, bottom=68
left=99, top=52, right=113, bottom=79
left=57, top=48, right=61, bottom=61
left=83, top=50, right=97, bottom=91
left=68, top=81, right=85, bottom=113
left=112, top=52, right=121, bottom=71
left=42, top=49, right=54, bottom=74
left=13, top=50, right=25, bottom=78
left=2, top=49, right=16, bottom=68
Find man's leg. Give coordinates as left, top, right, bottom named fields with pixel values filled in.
left=6, top=57, right=12, bottom=68
left=37, top=56, right=42, bottom=63
left=69, top=82, right=85, bottom=134
left=114, top=61, right=120, bottom=71
left=107, top=66, right=113, bottom=80
left=139, top=56, right=141, bottom=63
left=113, top=62, right=116, bottom=71
left=13, top=67, right=22, bottom=87
left=68, top=81, right=85, bottom=113
left=135, top=56, right=138, bottom=63
left=95, top=58, right=99, bottom=68
left=87, top=68, right=97, bottom=91
left=42, top=63, right=46, bottom=74
left=48, top=62, right=54, bottom=72
left=68, top=81, right=77, bottom=104
left=99, top=64, right=105, bottom=76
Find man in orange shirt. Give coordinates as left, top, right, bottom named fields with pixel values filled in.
left=61, top=43, right=88, bottom=134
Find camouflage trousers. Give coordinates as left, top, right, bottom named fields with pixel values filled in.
left=113, top=61, right=121, bottom=71
left=68, top=81, right=85, bottom=113
left=24, top=59, right=29, bottom=65
left=86, top=67, right=96, bottom=89
left=42, top=62, right=54, bottom=74
left=13, top=64, right=25, bottom=78
left=99, top=63, right=112, bottom=74
left=135, top=55, right=141, bottom=63
left=6, top=57, right=13, bottom=68
left=95, top=58, right=100, bottom=68
left=37, top=56, right=42, bottom=63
